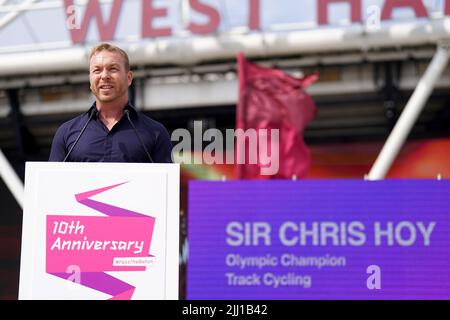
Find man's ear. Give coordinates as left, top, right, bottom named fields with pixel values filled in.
left=127, top=71, right=133, bottom=86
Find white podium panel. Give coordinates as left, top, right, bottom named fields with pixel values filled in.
left=19, top=162, right=180, bottom=300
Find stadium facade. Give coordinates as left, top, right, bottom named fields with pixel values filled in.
left=0, top=0, right=449, bottom=299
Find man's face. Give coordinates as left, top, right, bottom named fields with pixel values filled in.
left=89, top=50, right=133, bottom=104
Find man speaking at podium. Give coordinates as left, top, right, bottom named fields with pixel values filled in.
left=49, top=43, right=173, bottom=163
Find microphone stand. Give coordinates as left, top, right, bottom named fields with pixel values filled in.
left=63, top=108, right=97, bottom=162
left=124, top=109, right=154, bottom=163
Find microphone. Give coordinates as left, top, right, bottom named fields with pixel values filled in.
left=124, top=109, right=154, bottom=163
left=63, top=108, right=97, bottom=162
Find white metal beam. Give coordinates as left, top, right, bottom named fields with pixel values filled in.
left=0, top=0, right=39, bottom=31
left=0, top=148, right=24, bottom=208
left=368, top=43, right=450, bottom=180
left=0, top=18, right=449, bottom=76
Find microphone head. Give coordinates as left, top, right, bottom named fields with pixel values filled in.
left=90, top=108, right=98, bottom=117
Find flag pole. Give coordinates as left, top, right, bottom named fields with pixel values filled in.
left=236, top=52, right=247, bottom=179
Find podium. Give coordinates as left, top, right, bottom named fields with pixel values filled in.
left=19, top=162, right=180, bottom=300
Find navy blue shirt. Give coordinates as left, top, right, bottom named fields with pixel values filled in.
left=49, top=103, right=173, bottom=163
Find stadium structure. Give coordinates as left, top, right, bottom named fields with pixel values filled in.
left=0, top=0, right=449, bottom=299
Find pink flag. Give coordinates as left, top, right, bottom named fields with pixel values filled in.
left=236, top=53, right=318, bottom=179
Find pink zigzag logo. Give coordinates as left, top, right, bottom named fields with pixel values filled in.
left=46, top=182, right=156, bottom=300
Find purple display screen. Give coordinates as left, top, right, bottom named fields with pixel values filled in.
left=187, top=179, right=450, bottom=299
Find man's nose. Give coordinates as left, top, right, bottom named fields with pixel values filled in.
left=100, top=69, right=111, bottom=79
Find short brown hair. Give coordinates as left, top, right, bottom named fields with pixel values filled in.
left=89, top=43, right=130, bottom=71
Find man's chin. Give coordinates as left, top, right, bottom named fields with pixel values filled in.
left=97, top=95, right=116, bottom=103
left=94, top=91, right=127, bottom=104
